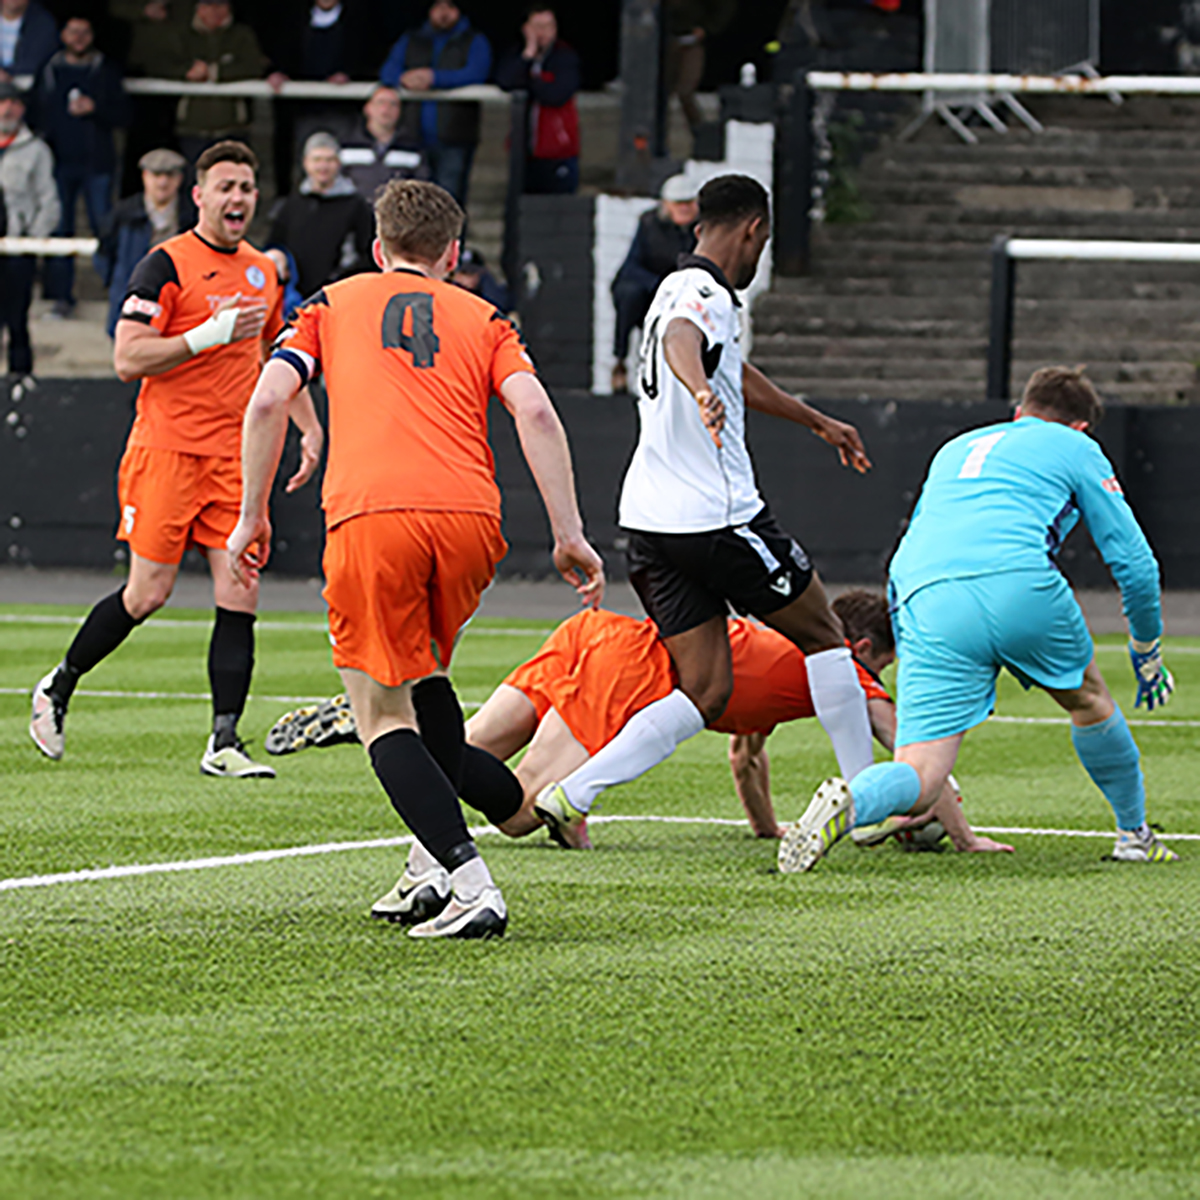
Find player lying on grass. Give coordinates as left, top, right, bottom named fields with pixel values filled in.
left=455, top=592, right=1008, bottom=847
left=780, top=366, right=1179, bottom=873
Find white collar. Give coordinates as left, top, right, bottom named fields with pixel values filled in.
left=310, top=3, right=342, bottom=29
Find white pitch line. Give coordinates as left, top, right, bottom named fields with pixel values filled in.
left=2, top=815, right=1196, bottom=893
left=989, top=714, right=1200, bottom=728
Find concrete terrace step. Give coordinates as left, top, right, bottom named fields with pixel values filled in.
left=756, top=355, right=1195, bottom=385
left=752, top=335, right=1200, bottom=363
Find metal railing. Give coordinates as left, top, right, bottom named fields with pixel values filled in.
left=987, top=237, right=1200, bottom=400
left=776, top=71, right=1200, bottom=276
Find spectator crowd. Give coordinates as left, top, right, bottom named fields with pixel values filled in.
left=1, top=0, right=727, bottom=381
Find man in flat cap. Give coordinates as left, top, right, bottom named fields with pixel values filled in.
left=609, top=173, right=698, bottom=394
left=95, top=147, right=196, bottom=336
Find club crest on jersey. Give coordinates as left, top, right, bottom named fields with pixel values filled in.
left=245, top=265, right=266, bottom=290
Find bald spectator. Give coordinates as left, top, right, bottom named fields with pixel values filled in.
left=0, top=0, right=59, bottom=84
left=37, top=14, right=128, bottom=318
left=338, top=84, right=427, bottom=198
left=163, top=0, right=267, bottom=162
left=267, top=130, right=373, bottom=299
left=609, top=174, right=698, bottom=394
left=0, top=78, right=58, bottom=379
left=95, top=147, right=195, bottom=337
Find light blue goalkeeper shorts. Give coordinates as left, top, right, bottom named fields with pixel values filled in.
left=892, top=568, right=1094, bottom=747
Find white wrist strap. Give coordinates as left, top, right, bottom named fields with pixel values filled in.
left=183, top=307, right=238, bottom=355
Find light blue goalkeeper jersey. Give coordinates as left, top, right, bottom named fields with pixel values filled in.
left=889, top=415, right=1162, bottom=644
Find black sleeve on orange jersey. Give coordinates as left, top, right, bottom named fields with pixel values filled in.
left=120, top=248, right=180, bottom=325
left=489, top=308, right=529, bottom=348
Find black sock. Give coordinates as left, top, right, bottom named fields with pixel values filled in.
left=56, top=588, right=141, bottom=705
left=209, top=608, right=255, bottom=744
left=369, top=728, right=478, bottom=871
left=461, top=745, right=524, bottom=825
left=412, top=676, right=464, bottom=791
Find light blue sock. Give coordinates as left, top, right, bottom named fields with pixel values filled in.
left=849, top=762, right=921, bottom=827
left=1070, top=708, right=1146, bottom=832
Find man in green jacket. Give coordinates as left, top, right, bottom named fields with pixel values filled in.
left=164, top=0, right=266, bottom=161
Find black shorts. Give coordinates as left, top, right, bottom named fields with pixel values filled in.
left=624, top=506, right=814, bottom=639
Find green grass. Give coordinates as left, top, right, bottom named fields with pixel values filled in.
left=2, top=607, right=1199, bottom=1198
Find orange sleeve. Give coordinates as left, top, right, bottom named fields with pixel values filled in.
left=489, top=311, right=536, bottom=394
left=856, top=661, right=891, bottom=703
left=272, top=300, right=324, bottom=385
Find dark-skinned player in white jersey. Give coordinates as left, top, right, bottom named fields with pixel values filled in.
left=535, top=174, right=877, bottom=844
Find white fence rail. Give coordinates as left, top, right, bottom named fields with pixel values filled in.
left=0, top=237, right=99, bottom=257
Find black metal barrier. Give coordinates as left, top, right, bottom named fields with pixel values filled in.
left=3, top=381, right=1199, bottom=590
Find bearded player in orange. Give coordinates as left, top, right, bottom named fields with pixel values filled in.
left=229, top=179, right=605, bottom=940
left=29, top=141, right=323, bottom=778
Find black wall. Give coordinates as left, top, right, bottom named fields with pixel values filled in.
left=4, top=381, right=1198, bottom=592
left=518, top=194, right=595, bottom=392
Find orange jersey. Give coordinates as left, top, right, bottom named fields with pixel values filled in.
left=712, top=618, right=891, bottom=736
left=504, top=610, right=892, bottom=752
left=276, top=270, right=534, bottom=529
left=119, top=230, right=284, bottom=458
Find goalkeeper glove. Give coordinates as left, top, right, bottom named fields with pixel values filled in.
left=1129, top=638, right=1175, bottom=711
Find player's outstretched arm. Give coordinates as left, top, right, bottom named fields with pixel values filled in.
left=113, top=297, right=268, bottom=382
left=498, top=371, right=605, bottom=608
left=227, top=357, right=302, bottom=587
left=284, top=387, right=324, bottom=493
left=728, top=734, right=783, bottom=838
left=742, top=362, right=871, bottom=473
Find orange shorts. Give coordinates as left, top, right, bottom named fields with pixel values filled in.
left=323, top=509, right=507, bottom=687
left=116, top=444, right=241, bottom=565
left=502, top=609, right=674, bottom=755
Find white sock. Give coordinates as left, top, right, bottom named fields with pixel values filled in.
left=406, top=838, right=440, bottom=877
left=806, top=646, right=875, bottom=780
left=450, top=855, right=493, bottom=903
left=560, top=689, right=705, bottom=814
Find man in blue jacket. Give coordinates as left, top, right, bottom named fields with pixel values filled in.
left=781, top=366, right=1180, bottom=872
left=0, top=0, right=58, bottom=84
left=37, top=14, right=128, bottom=316
left=378, top=0, right=490, bottom=205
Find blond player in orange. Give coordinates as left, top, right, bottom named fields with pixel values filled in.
left=29, top=141, right=322, bottom=778
left=229, top=179, right=605, bottom=940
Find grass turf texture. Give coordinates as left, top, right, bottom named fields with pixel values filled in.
left=2, top=606, right=1199, bottom=1198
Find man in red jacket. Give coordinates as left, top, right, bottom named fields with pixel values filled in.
left=495, top=5, right=580, bottom=195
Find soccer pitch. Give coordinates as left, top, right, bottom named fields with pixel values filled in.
left=2, top=604, right=1199, bottom=1198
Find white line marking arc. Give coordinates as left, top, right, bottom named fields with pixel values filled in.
left=2, top=815, right=1195, bottom=893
